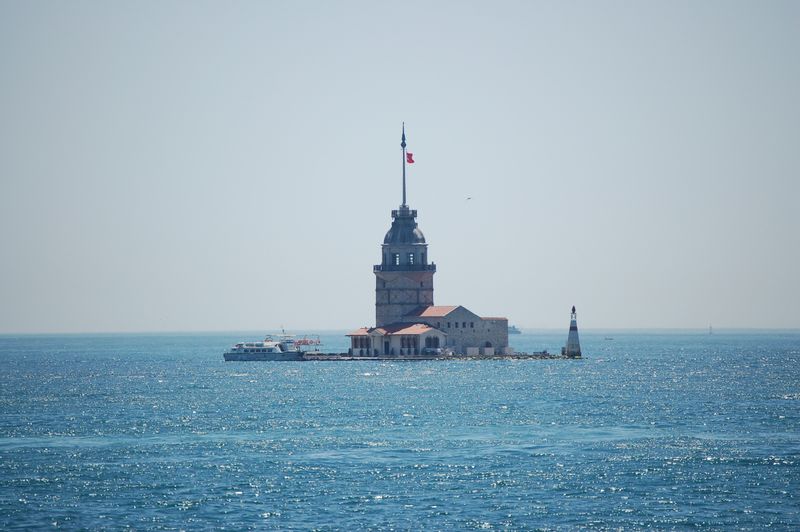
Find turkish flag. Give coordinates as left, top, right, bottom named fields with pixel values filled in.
left=406, top=152, right=415, bottom=164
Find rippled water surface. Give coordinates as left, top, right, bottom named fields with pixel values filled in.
left=1, top=331, right=798, bottom=529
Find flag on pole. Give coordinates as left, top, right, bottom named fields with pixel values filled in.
left=406, top=152, right=415, bottom=164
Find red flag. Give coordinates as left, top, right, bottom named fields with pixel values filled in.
left=406, top=152, right=415, bottom=164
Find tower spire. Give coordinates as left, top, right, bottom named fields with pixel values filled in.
left=401, top=122, right=407, bottom=208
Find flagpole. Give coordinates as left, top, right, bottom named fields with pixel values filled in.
left=401, top=122, right=407, bottom=208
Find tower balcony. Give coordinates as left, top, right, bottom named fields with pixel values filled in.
left=374, top=263, right=436, bottom=272
left=392, top=208, right=417, bottom=219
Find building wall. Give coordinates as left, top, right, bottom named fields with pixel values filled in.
left=383, top=329, right=446, bottom=356
left=375, top=270, right=434, bottom=326
left=405, top=306, right=509, bottom=354
left=479, top=318, right=509, bottom=352
left=349, top=329, right=447, bottom=356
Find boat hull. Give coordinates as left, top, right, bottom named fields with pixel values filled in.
left=223, top=351, right=304, bottom=361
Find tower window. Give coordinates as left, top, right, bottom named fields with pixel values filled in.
left=455, top=322, right=459, bottom=328
left=447, top=322, right=451, bottom=328
left=393, top=253, right=400, bottom=266
left=470, top=322, right=474, bottom=328
left=408, top=253, right=415, bottom=265
left=463, top=322, right=467, bottom=328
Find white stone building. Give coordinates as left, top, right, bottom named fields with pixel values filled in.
left=347, top=323, right=446, bottom=357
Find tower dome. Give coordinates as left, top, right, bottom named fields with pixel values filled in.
left=383, top=210, right=426, bottom=244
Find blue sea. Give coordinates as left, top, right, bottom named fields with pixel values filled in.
left=1, top=331, right=798, bottom=529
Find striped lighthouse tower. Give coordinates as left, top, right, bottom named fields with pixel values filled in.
left=562, top=305, right=582, bottom=358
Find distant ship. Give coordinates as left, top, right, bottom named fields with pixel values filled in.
left=223, top=334, right=321, bottom=361
left=508, top=325, right=522, bottom=334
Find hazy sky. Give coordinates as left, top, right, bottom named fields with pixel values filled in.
left=1, top=1, right=798, bottom=333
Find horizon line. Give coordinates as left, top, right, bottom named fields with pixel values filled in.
left=1, top=327, right=799, bottom=337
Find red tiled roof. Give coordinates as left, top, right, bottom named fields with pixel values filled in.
left=404, top=305, right=459, bottom=318
left=351, top=322, right=442, bottom=336
left=376, top=322, right=436, bottom=336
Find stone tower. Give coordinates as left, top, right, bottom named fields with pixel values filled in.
left=374, top=125, right=436, bottom=327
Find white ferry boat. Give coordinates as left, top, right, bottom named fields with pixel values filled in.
left=223, top=336, right=303, bottom=361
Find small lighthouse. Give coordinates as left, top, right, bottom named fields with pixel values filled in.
left=562, top=305, right=582, bottom=358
